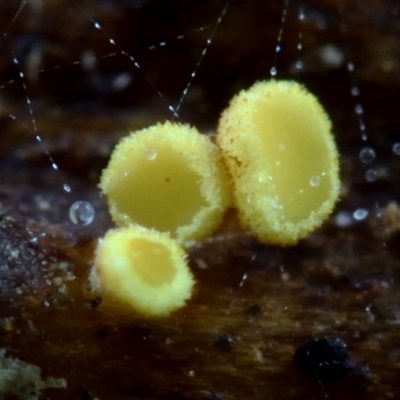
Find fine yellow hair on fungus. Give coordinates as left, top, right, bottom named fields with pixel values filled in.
left=92, top=226, right=195, bottom=317
left=100, top=121, right=230, bottom=243
left=217, top=80, right=340, bottom=245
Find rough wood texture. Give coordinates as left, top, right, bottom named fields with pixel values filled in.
left=0, top=1, right=399, bottom=399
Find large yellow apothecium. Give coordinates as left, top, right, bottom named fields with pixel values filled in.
left=217, top=80, right=340, bottom=245
left=100, top=121, right=230, bottom=244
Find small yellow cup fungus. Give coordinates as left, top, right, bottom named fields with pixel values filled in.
left=217, top=80, right=340, bottom=245
left=100, top=121, right=230, bottom=243
left=92, top=226, right=195, bottom=317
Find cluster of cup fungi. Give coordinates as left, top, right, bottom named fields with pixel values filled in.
left=91, top=79, right=340, bottom=317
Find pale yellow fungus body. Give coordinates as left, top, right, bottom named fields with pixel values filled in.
left=93, top=226, right=195, bottom=317
left=217, top=80, right=340, bottom=245
left=100, top=121, right=230, bottom=243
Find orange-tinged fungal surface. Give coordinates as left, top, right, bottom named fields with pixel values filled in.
left=217, top=80, right=340, bottom=245
left=92, top=226, right=195, bottom=317
left=100, top=121, right=230, bottom=243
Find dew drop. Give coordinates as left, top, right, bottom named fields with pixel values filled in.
left=353, top=208, right=368, bottom=221
left=392, top=142, right=400, bottom=155
left=359, top=147, right=376, bottom=164
left=270, top=67, right=277, bottom=76
left=319, top=44, right=344, bottom=68
left=63, top=184, right=71, bottom=193
left=295, top=60, right=303, bottom=70
left=354, top=104, right=364, bottom=115
left=309, top=175, right=321, bottom=187
left=365, top=169, right=377, bottom=182
left=145, top=147, right=157, bottom=160
left=258, top=175, right=267, bottom=183
left=347, top=61, right=355, bottom=72
left=29, top=237, right=38, bottom=244
left=334, top=211, right=352, bottom=228
left=351, top=86, right=360, bottom=96
left=69, top=201, right=95, bottom=225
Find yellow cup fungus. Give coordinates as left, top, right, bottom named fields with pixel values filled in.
left=93, top=79, right=341, bottom=318
left=92, top=226, right=195, bottom=317
left=217, top=80, right=340, bottom=245
left=100, top=121, right=230, bottom=243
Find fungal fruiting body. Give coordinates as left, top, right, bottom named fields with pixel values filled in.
left=100, top=121, right=230, bottom=243
left=217, top=80, right=340, bottom=245
left=92, top=226, right=195, bottom=317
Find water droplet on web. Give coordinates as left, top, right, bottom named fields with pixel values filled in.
left=359, top=147, right=376, bottom=164
left=63, top=184, right=71, bottom=193
left=145, top=147, right=157, bottom=160
left=172, top=2, right=229, bottom=117
left=350, top=86, right=360, bottom=96
left=353, top=208, right=368, bottom=221
left=309, top=175, right=321, bottom=187
left=346, top=59, right=369, bottom=142
left=392, top=142, right=400, bottom=155
left=354, top=104, right=364, bottom=115
left=269, top=0, right=289, bottom=79
left=347, top=61, right=355, bottom=72
left=69, top=201, right=95, bottom=225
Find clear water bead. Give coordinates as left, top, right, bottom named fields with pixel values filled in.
left=63, top=184, right=71, bottom=193
left=359, top=147, right=376, bottom=164
left=309, top=175, right=321, bottom=187
left=270, top=67, right=277, bottom=77
left=392, top=142, right=400, bottom=155
left=353, top=208, right=368, bottom=221
left=69, top=201, right=95, bottom=225
left=145, top=147, right=157, bottom=160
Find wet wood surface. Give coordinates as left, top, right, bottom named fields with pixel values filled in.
left=0, top=1, right=400, bottom=399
